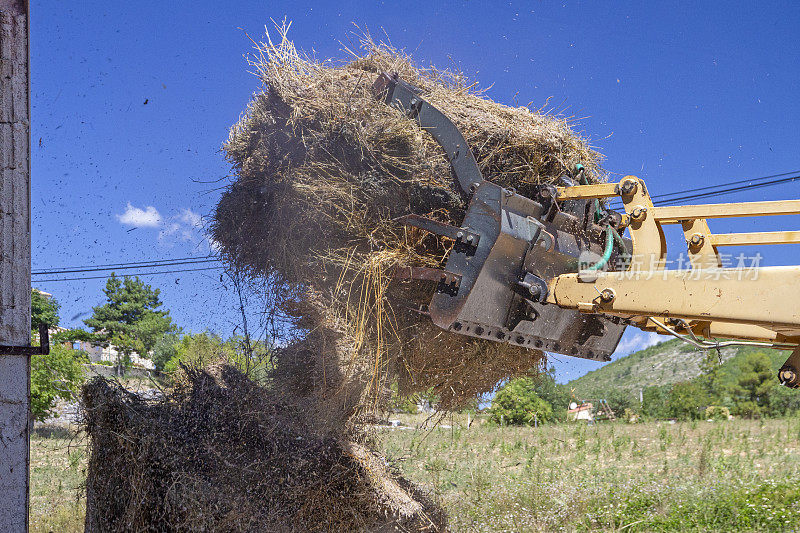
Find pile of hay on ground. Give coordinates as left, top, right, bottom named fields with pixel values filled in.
left=82, top=365, right=447, bottom=532
left=211, top=27, right=605, bottom=412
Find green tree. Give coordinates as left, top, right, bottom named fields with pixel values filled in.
left=602, top=388, right=640, bottom=417
left=531, top=367, right=572, bottom=421
left=163, top=332, right=272, bottom=375
left=697, top=349, right=726, bottom=401
left=29, top=295, right=85, bottom=421
left=642, top=384, right=669, bottom=419
left=732, top=351, right=775, bottom=418
left=30, top=345, right=87, bottom=421
left=151, top=332, right=181, bottom=372
left=764, top=384, right=800, bottom=417
left=31, top=288, right=59, bottom=331
left=51, top=327, right=97, bottom=346
left=84, top=274, right=176, bottom=374
left=489, top=377, right=553, bottom=426
left=666, top=381, right=710, bottom=420
left=164, top=332, right=233, bottom=372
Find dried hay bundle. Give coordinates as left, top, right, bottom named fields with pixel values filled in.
left=81, top=365, right=447, bottom=532
left=212, top=26, right=604, bottom=410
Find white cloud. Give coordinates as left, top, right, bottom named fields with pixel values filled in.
left=179, top=208, right=202, bottom=229
left=614, top=331, right=662, bottom=356
left=116, top=203, right=162, bottom=227
left=158, top=208, right=204, bottom=245
left=117, top=203, right=212, bottom=250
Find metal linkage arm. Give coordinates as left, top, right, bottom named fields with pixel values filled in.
left=372, top=73, right=484, bottom=195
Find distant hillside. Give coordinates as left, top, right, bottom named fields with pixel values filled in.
left=566, top=338, right=792, bottom=400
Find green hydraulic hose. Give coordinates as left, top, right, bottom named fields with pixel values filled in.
left=610, top=225, right=628, bottom=255
left=574, top=163, right=622, bottom=271
left=584, top=225, right=615, bottom=272
left=609, top=225, right=631, bottom=268
left=576, top=166, right=603, bottom=223
left=593, top=198, right=602, bottom=223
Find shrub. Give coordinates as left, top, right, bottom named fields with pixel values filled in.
left=151, top=332, right=181, bottom=372
left=704, top=405, right=730, bottom=421
left=642, top=384, right=670, bottom=419
left=489, top=377, right=553, bottom=426
left=31, top=345, right=86, bottom=421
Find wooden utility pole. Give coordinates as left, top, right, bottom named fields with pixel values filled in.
left=0, top=0, right=31, bottom=531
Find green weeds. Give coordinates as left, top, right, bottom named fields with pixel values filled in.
left=379, top=415, right=800, bottom=531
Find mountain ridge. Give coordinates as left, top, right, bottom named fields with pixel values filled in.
left=566, top=338, right=741, bottom=399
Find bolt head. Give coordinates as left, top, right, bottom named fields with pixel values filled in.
left=780, top=367, right=799, bottom=388
left=688, top=234, right=706, bottom=250
left=620, top=180, right=637, bottom=195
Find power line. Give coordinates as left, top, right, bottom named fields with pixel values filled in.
left=652, top=175, right=800, bottom=206
left=30, top=169, right=800, bottom=280
left=648, top=170, right=800, bottom=203
left=608, top=171, right=800, bottom=209
left=33, top=266, right=225, bottom=283
left=32, top=254, right=217, bottom=273
left=32, top=258, right=220, bottom=276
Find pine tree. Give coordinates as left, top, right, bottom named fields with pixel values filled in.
left=85, top=274, right=176, bottom=374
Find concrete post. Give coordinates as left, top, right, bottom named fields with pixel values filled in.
left=0, top=1, right=30, bottom=531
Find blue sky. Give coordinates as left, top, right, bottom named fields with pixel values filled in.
left=30, top=1, right=800, bottom=382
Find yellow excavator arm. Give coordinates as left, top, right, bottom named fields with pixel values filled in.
left=551, top=178, right=800, bottom=387
left=374, top=72, right=800, bottom=388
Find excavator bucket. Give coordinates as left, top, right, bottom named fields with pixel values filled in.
left=374, top=73, right=627, bottom=361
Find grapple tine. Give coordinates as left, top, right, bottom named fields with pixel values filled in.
left=396, top=214, right=480, bottom=249
left=375, top=73, right=627, bottom=361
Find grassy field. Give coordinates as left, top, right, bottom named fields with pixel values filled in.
left=378, top=414, right=800, bottom=532
left=30, top=426, right=86, bottom=533
left=29, top=416, right=800, bottom=532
